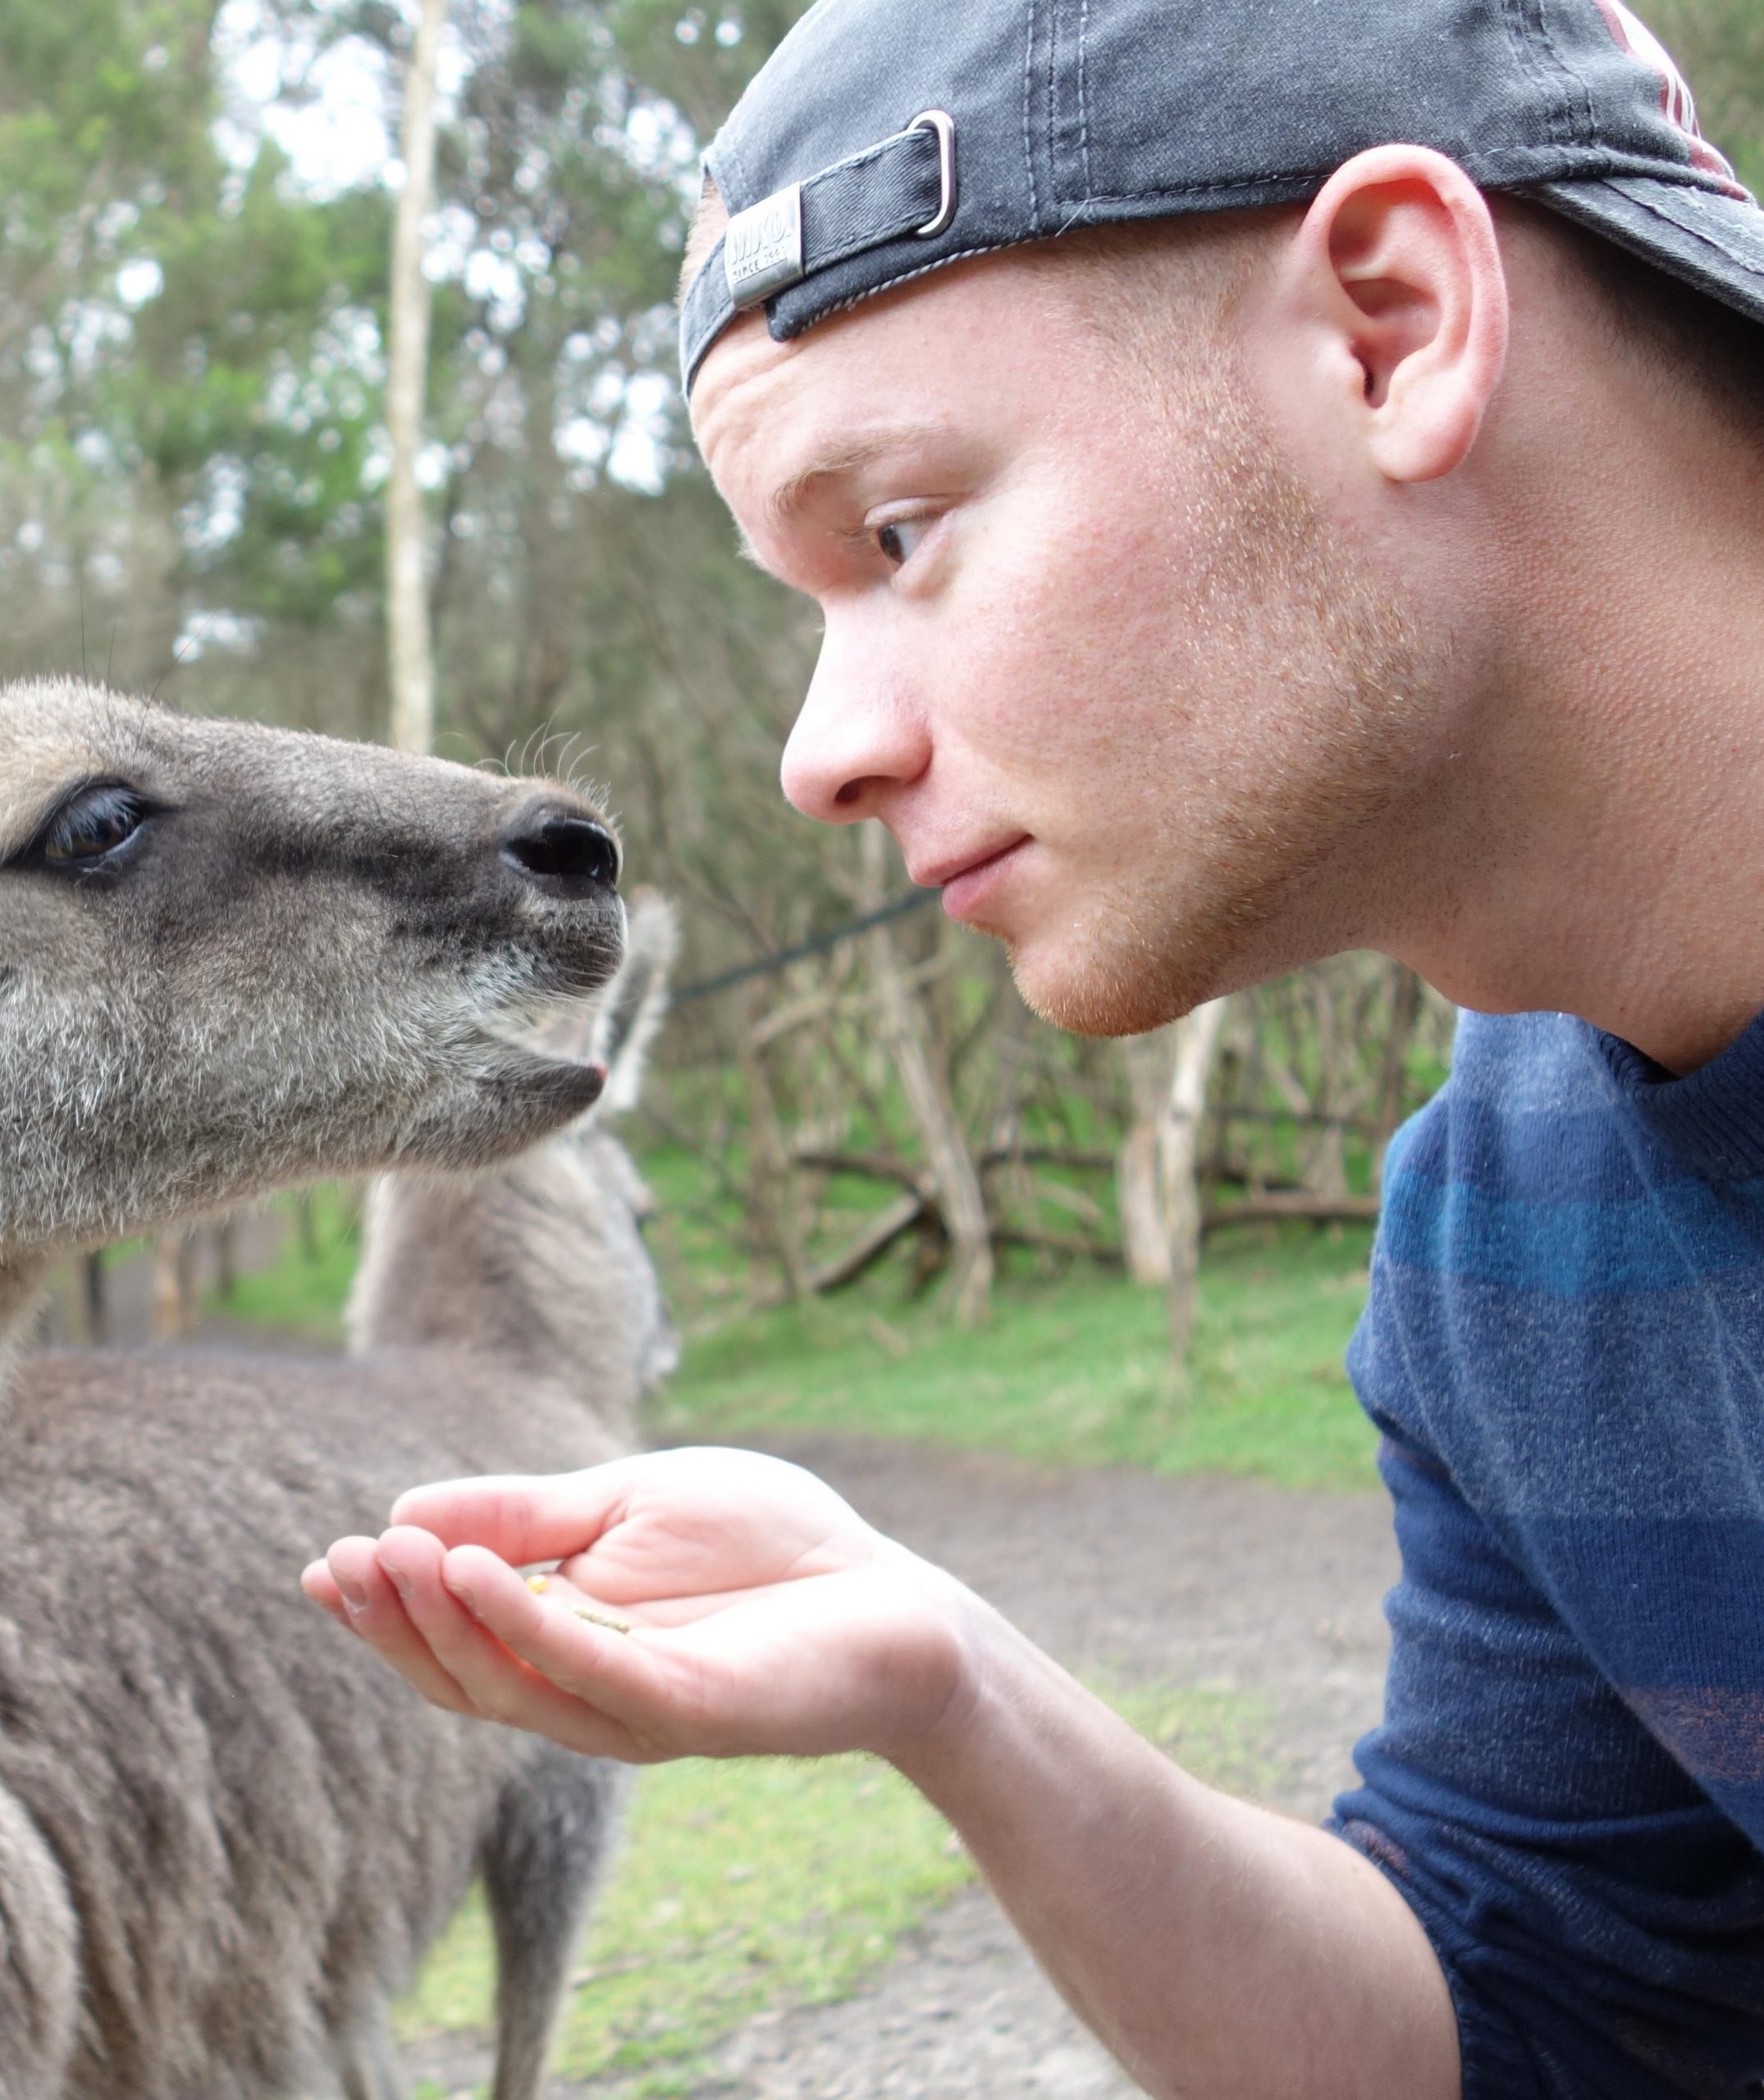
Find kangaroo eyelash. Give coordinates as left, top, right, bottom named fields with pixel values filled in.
left=18, top=782, right=158, bottom=874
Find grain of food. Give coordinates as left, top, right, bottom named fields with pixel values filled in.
left=574, top=1607, right=634, bottom=1635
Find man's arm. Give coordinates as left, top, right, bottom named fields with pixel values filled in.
left=894, top=1596, right=1458, bottom=2100
left=304, top=1446, right=1459, bottom=2100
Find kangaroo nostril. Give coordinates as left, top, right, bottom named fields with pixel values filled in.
left=501, top=813, right=620, bottom=895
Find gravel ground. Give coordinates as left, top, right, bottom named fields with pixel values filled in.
left=414, top=1434, right=1397, bottom=2100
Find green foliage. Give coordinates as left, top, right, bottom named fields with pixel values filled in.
left=1654, top=0, right=1764, bottom=194
left=657, top=1219, right=1381, bottom=1494
left=400, top=1678, right=1275, bottom=2096
left=0, top=21, right=401, bottom=719
left=218, top=1186, right=361, bottom=1337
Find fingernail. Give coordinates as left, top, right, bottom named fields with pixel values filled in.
left=384, top=1564, right=413, bottom=1601
left=336, top=1574, right=367, bottom=1614
left=444, top=1573, right=479, bottom=1613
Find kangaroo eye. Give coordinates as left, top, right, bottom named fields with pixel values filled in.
left=39, top=786, right=150, bottom=868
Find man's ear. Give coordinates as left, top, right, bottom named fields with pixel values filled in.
left=1268, top=145, right=1510, bottom=484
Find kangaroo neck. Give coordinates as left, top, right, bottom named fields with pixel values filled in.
left=349, top=1145, right=653, bottom=1430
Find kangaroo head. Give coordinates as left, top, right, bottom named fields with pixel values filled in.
left=0, top=678, right=626, bottom=1267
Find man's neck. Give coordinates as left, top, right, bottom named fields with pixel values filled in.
left=1379, top=404, right=1764, bottom=1074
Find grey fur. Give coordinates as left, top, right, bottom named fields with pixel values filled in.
left=0, top=679, right=676, bottom=2098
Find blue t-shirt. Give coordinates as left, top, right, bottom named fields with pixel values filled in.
left=1333, top=1008, right=1764, bottom=2100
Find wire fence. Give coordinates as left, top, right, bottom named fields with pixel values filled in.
left=670, top=889, right=938, bottom=1006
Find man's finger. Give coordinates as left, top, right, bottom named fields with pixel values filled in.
left=387, top=1461, right=646, bottom=1565
left=314, top=1532, right=478, bottom=1716
left=376, top=1527, right=652, bottom=1760
left=301, top=1559, right=350, bottom=1628
left=440, top=1542, right=694, bottom=1749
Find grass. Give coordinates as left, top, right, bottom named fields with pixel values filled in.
left=220, top=1167, right=1380, bottom=1494
left=402, top=1678, right=1277, bottom=2098
left=218, top=1185, right=362, bottom=1338
left=657, top=1222, right=1381, bottom=1495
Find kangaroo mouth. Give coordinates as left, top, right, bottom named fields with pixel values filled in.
left=472, top=988, right=611, bottom=1109
left=513, top=1052, right=608, bottom=1112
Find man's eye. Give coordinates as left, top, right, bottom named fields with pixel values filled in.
left=39, top=786, right=151, bottom=867
left=875, top=515, right=934, bottom=568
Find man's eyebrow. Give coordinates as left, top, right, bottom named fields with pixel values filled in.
left=763, top=427, right=946, bottom=528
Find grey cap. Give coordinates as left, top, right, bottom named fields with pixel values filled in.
left=679, top=0, right=1763, bottom=395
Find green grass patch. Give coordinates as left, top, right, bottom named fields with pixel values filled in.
left=658, top=1223, right=1379, bottom=1494
left=214, top=1187, right=361, bottom=1339
left=401, top=1678, right=1274, bottom=2098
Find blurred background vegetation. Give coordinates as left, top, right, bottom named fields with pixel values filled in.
left=12, top=2, right=1760, bottom=2086
left=15, top=0, right=1763, bottom=1411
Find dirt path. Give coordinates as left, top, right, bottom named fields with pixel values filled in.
left=758, top=1436, right=1396, bottom=1823
left=416, top=1435, right=1396, bottom=2100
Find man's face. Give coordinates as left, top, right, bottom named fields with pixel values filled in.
left=692, top=242, right=1429, bottom=1035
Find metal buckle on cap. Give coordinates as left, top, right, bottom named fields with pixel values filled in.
left=908, top=110, right=957, bottom=238
left=719, top=109, right=955, bottom=313
left=724, top=182, right=805, bottom=309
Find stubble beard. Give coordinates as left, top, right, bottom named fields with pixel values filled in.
left=1010, top=377, right=1428, bottom=1040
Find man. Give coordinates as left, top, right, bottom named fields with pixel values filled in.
left=305, top=2, right=1764, bottom=2093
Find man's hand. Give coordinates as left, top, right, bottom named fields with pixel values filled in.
left=305, top=1443, right=1460, bottom=2099
left=301, top=1446, right=976, bottom=1764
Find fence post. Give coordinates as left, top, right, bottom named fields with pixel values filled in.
left=1117, top=1029, right=1177, bottom=1285
left=862, top=824, right=993, bottom=1326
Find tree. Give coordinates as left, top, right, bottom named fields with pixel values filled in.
left=386, top=0, right=449, bottom=754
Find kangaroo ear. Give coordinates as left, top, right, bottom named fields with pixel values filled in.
left=590, top=891, right=679, bottom=1116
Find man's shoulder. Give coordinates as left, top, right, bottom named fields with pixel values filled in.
left=1381, top=1008, right=1707, bottom=1285
left=1351, top=1021, right=1764, bottom=1887
left=1394, top=1007, right=1620, bottom=1171
left=1361, top=1003, right=1764, bottom=1490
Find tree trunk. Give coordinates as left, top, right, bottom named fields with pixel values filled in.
left=150, top=1231, right=199, bottom=1342
left=739, top=993, right=807, bottom=1300
left=1117, top=1029, right=1177, bottom=1285
left=1302, top=971, right=1350, bottom=1198
left=121, top=477, right=184, bottom=695
left=213, top=1217, right=239, bottom=1303
left=386, top=0, right=447, bottom=756
left=1161, top=998, right=1229, bottom=1364
left=81, top=1253, right=107, bottom=1346
left=1373, top=963, right=1424, bottom=1189
left=861, top=824, right=993, bottom=1326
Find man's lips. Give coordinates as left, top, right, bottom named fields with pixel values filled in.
left=910, top=837, right=1030, bottom=889
left=913, top=837, right=1032, bottom=920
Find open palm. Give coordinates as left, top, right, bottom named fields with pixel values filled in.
left=304, top=1447, right=975, bottom=1765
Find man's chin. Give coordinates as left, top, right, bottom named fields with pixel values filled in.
left=1006, top=934, right=1218, bottom=1039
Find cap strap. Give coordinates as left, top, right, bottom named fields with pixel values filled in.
left=680, top=118, right=950, bottom=395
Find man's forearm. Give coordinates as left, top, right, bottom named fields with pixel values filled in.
left=893, top=1597, right=1461, bottom=2100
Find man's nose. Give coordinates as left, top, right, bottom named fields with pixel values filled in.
left=779, top=639, right=930, bottom=824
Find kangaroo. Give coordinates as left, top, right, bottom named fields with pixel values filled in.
left=0, top=677, right=674, bottom=2099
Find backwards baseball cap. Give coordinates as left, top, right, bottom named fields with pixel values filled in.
left=679, top=0, right=1762, bottom=395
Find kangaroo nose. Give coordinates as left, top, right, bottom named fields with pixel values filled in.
left=500, top=807, right=621, bottom=896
